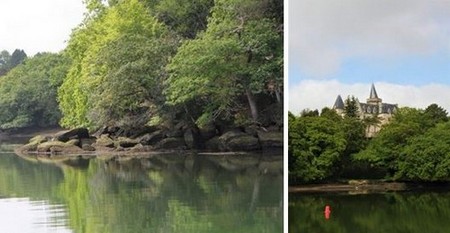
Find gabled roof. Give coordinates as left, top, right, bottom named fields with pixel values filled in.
left=333, top=95, right=345, bottom=109
left=369, top=83, right=379, bottom=99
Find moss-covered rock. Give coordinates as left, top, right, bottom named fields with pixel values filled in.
left=53, top=128, right=89, bottom=142
left=66, top=139, right=80, bottom=147
left=219, top=130, right=261, bottom=151
left=257, top=131, right=283, bottom=149
left=94, top=134, right=115, bottom=148
left=117, top=137, right=139, bottom=148
left=138, top=130, right=164, bottom=145
left=29, top=135, right=49, bottom=144
left=226, top=135, right=260, bottom=151
left=37, top=141, right=84, bottom=154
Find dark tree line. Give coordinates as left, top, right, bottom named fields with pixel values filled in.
left=289, top=102, right=450, bottom=184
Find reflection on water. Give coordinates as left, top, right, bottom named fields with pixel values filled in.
left=0, top=144, right=282, bottom=233
left=0, top=198, right=71, bottom=233
left=289, top=191, right=450, bottom=233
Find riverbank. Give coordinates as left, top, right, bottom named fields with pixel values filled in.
left=12, top=126, right=283, bottom=158
left=289, top=180, right=450, bottom=194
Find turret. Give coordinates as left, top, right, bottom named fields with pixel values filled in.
left=367, top=83, right=382, bottom=105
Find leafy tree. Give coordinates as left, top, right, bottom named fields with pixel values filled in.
left=344, top=95, right=359, bottom=118
left=363, top=114, right=382, bottom=136
left=9, top=49, right=27, bottom=68
left=320, top=107, right=342, bottom=121
left=152, top=0, right=214, bottom=38
left=87, top=33, right=176, bottom=128
left=0, top=53, right=70, bottom=129
left=0, top=49, right=27, bottom=76
left=396, top=122, right=450, bottom=181
left=59, top=0, right=176, bottom=129
left=289, top=115, right=346, bottom=183
left=165, top=0, right=283, bottom=126
left=423, top=103, right=448, bottom=127
left=300, top=109, right=319, bottom=117
left=0, top=50, right=11, bottom=76
left=355, top=108, right=422, bottom=175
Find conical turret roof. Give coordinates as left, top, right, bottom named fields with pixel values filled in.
left=369, top=83, right=379, bottom=99
left=333, top=95, right=345, bottom=109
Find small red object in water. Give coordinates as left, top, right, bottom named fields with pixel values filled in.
left=324, top=205, right=331, bottom=220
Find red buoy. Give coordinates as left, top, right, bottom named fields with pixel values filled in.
left=324, top=205, right=331, bottom=220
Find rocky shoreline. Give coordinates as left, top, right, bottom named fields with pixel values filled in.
left=289, top=180, right=450, bottom=194
left=289, top=181, right=407, bottom=194
left=14, top=125, right=283, bottom=158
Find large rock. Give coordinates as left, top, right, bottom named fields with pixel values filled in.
left=54, top=128, right=89, bottom=142
left=155, top=137, right=186, bottom=150
left=125, top=126, right=159, bottom=138
left=138, top=130, right=165, bottom=145
left=204, top=137, right=221, bottom=151
left=219, top=130, right=261, bottom=151
left=37, top=141, right=84, bottom=154
left=117, top=137, right=139, bottom=148
left=184, top=127, right=202, bottom=149
left=226, top=135, right=260, bottom=151
left=18, top=135, right=50, bottom=153
left=80, top=138, right=96, bottom=147
left=29, top=135, right=49, bottom=144
left=257, top=131, right=283, bottom=149
left=199, top=124, right=217, bottom=141
left=94, top=134, right=115, bottom=148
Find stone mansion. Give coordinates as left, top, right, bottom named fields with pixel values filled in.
left=332, top=84, right=398, bottom=137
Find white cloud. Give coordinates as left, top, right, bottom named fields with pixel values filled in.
left=0, top=0, right=85, bottom=55
left=289, top=80, right=450, bottom=114
left=289, top=0, right=450, bottom=78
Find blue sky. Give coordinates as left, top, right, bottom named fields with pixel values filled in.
left=289, top=0, right=450, bottom=114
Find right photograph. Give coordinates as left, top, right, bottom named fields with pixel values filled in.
left=288, top=1, right=450, bottom=232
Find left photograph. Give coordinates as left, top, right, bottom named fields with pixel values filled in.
left=0, top=0, right=284, bottom=232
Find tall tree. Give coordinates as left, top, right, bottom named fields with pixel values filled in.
left=289, top=115, right=346, bottom=183
left=165, top=0, right=283, bottom=126
left=152, top=0, right=214, bottom=38
left=0, top=50, right=11, bottom=76
left=0, top=49, right=27, bottom=76
left=344, top=95, right=359, bottom=118
left=59, top=0, right=176, bottom=129
left=9, top=49, right=27, bottom=68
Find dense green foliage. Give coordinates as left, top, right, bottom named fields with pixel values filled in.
left=59, top=0, right=177, bottom=128
left=0, top=0, right=282, bottom=132
left=289, top=110, right=367, bottom=183
left=0, top=49, right=27, bottom=76
left=54, top=0, right=283, bottom=130
left=289, top=104, right=450, bottom=184
left=0, top=53, right=70, bottom=129
left=165, top=0, right=283, bottom=126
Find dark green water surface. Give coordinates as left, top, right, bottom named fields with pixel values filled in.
left=289, top=190, right=450, bottom=233
left=0, top=140, right=282, bottom=233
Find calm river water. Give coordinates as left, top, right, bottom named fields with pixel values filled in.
left=289, top=191, right=450, bottom=233
left=0, top=139, right=282, bottom=233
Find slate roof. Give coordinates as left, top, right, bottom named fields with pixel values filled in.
left=369, top=83, right=379, bottom=99
left=333, top=95, right=345, bottom=109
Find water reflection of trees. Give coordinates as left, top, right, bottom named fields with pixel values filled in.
left=289, top=192, right=450, bottom=233
left=56, top=154, right=283, bottom=233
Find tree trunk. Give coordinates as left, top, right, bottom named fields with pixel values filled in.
left=246, top=89, right=258, bottom=122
